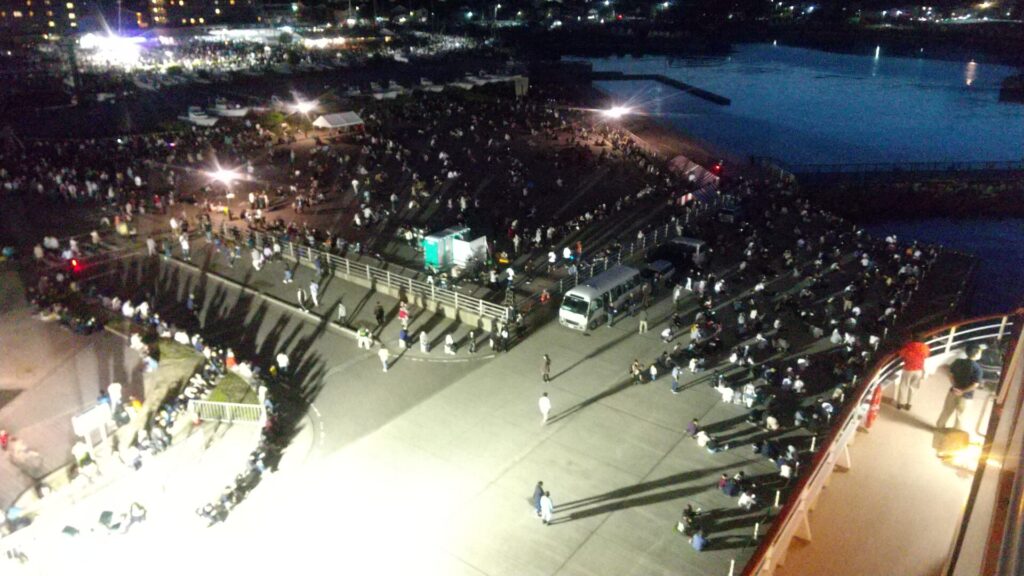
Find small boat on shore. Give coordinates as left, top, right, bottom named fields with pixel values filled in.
left=132, top=77, right=157, bottom=92
left=209, top=98, right=250, bottom=118
left=179, top=106, right=219, bottom=127
left=419, top=78, right=444, bottom=93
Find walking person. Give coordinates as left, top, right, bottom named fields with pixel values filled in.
left=539, top=392, right=551, bottom=425
left=532, top=481, right=544, bottom=517
left=542, top=354, right=551, bottom=383
left=297, top=288, right=309, bottom=312
left=336, top=300, right=348, bottom=325
left=146, top=236, right=156, bottom=257
left=420, top=330, right=430, bottom=354
left=374, top=302, right=385, bottom=331
left=897, top=333, right=930, bottom=411
left=378, top=346, right=390, bottom=373
left=539, top=491, right=554, bottom=525
left=309, top=280, right=320, bottom=308
left=936, top=344, right=984, bottom=430
left=638, top=309, right=649, bottom=334
left=671, top=364, right=682, bottom=394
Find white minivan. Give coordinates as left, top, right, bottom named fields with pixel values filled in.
left=559, top=265, right=643, bottom=331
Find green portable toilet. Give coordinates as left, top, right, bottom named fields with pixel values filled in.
left=422, top=226, right=469, bottom=270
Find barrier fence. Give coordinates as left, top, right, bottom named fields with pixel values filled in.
left=241, top=229, right=511, bottom=326
left=751, top=156, right=1024, bottom=177
left=546, top=189, right=729, bottom=299
left=188, top=399, right=266, bottom=425
left=743, top=313, right=1020, bottom=576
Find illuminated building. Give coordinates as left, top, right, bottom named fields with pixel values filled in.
left=0, top=0, right=78, bottom=37
left=149, top=0, right=257, bottom=27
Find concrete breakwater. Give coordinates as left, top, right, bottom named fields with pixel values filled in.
left=589, top=71, right=732, bottom=106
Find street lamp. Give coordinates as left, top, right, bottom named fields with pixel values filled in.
left=601, top=105, right=631, bottom=119
left=293, top=99, right=317, bottom=114
left=494, top=3, right=501, bottom=21
left=209, top=168, right=239, bottom=185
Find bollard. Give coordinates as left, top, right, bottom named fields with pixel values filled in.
left=810, top=436, right=817, bottom=452
left=753, top=522, right=760, bottom=540
left=774, top=490, right=781, bottom=508
left=728, top=559, right=735, bottom=576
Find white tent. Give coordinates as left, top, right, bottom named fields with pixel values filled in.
left=312, top=112, right=365, bottom=131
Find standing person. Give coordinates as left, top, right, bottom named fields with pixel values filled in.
left=649, top=363, right=658, bottom=382
left=671, top=364, right=682, bottom=394
left=336, top=300, right=348, bottom=325
left=444, top=333, right=456, bottom=355
left=542, top=354, right=551, bottom=383
left=420, top=330, right=430, bottom=353
left=897, top=333, right=930, bottom=411
left=532, top=481, right=544, bottom=517
left=378, top=346, right=390, bottom=373
left=309, top=280, right=320, bottom=308
left=468, top=330, right=477, bottom=354
left=630, top=359, right=644, bottom=385
left=936, top=344, right=984, bottom=430
left=398, top=303, right=410, bottom=329
left=638, top=309, right=649, bottom=334
left=539, top=491, right=554, bottom=525
left=538, top=392, right=551, bottom=425
left=146, top=237, right=156, bottom=257
left=374, top=302, right=385, bottom=331
left=276, top=351, right=290, bottom=374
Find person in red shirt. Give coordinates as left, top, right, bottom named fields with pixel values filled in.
left=897, top=333, right=931, bottom=411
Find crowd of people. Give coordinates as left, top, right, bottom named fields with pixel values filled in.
left=586, top=172, right=939, bottom=548
left=14, top=238, right=288, bottom=533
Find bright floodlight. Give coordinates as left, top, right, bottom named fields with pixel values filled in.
left=601, top=106, right=631, bottom=119
left=210, top=168, right=239, bottom=185
left=293, top=100, right=317, bottom=114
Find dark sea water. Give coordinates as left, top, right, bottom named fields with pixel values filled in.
left=581, top=44, right=1024, bottom=166
left=576, top=45, right=1024, bottom=314
left=863, top=219, right=1024, bottom=316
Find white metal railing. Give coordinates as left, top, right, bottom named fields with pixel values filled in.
left=242, top=229, right=511, bottom=325
left=188, top=399, right=266, bottom=425
left=546, top=190, right=729, bottom=299
left=744, top=314, right=1019, bottom=576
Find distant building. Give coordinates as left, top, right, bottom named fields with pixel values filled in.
left=150, top=0, right=258, bottom=27
left=0, top=0, right=79, bottom=37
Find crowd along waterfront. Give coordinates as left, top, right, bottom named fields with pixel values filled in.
left=578, top=43, right=1024, bottom=313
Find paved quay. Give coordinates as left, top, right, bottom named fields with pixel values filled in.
left=0, top=267, right=143, bottom=510
left=71, top=247, right=798, bottom=576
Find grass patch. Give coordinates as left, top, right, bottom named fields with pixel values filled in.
left=158, top=340, right=201, bottom=363
left=207, top=372, right=258, bottom=405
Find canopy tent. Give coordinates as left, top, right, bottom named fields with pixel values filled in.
left=312, top=112, right=365, bottom=131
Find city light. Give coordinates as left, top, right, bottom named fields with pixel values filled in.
left=209, top=168, right=240, bottom=185
left=601, top=105, right=631, bottom=119
left=79, top=32, right=145, bottom=67
left=293, top=100, right=317, bottom=114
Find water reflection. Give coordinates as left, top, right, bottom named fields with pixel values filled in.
left=582, top=44, right=1024, bottom=165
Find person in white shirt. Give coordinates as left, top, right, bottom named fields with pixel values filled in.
left=276, top=352, right=289, bottom=372
left=539, top=491, right=554, bottom=525
left=378, top=347, right=390, bottom=373
left=538, top=392, right=551, bottom=425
